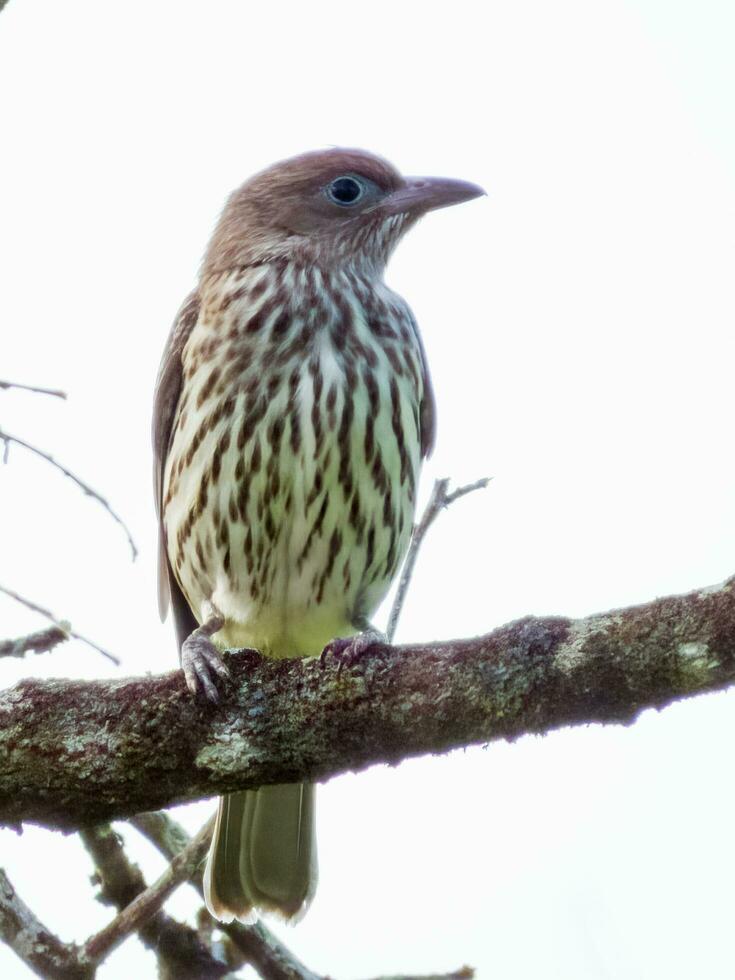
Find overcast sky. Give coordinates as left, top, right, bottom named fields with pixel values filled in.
left=1, top=1, right=734, bottom=977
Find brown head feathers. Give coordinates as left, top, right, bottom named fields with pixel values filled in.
left=201, top=147, right=484, bottom=277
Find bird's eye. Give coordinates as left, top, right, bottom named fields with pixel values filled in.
left=326, top=176, right=365, bottom=207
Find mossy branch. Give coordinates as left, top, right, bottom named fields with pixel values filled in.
left=1, top=575, right=734, bottom=831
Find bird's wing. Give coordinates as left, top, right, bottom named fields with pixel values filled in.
left=152, top=291, right=200, bottom=639
left=419, top=346, right=437, bottom=459
left=411, top=315, right=436, bottom=459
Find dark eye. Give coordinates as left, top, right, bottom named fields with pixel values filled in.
left=326, top=176, right=365, bottom=206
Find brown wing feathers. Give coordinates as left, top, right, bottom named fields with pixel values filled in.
left=152, top=291, right=201, bottom=643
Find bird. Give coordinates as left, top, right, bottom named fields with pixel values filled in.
left=152, top=147, right=484, bottom=924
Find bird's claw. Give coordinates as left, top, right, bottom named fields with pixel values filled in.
left=320, top=629, right=387, bottom=669
left=181, top=633, right=231, bottom=704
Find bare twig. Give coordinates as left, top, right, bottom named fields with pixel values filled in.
left=0, top=869, right=93, bottom=979
left=136, top=811, right=317, bottom=979
left=80, top=820, right=226, bottom=977
left=83, top=817, right=215, bottom=964
left=0, top=624, right=69, bottom=659
left=0, top=427, right=137, bottom=560
left=131, top=810, right=468, bottom=980
left=386, top=477, right=490, bottom=641
left=0, top=379, right=67, bottom=399
left=0, top=583, right=119, bottom=665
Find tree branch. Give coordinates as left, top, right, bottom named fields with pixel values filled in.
left=0, top=624, right=69, bottom=659
left=0, top=379, right=67, bottom=399
left=0, top=583, right=119, bottom=665
left=131, top=810, right=471, bottom=980
left=0, top=869, right=94, bottom=979
left=80, top=822, right=227, bottom=978
left=386, top=477, right=490, bottom=642
left=1, top=575, right=734, bottom=830
left=132, top=810, right=322, bottom=980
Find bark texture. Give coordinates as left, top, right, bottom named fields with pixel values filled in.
left=1, top=576, right=734, bottom=831
left=0, top=870, right=93, bottom=979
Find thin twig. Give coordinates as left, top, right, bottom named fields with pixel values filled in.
left=0, top=624, right=69, bottom=659
left=0, top=583, right=119, bottom=665
left=82, top=817, right=217, bottom=965
left=443, top=478, right=491, bottom=507
left=131, top=811, right=466, bottom=980
left=80, top=821, right=227, bottom=977
left=0, top=379, right=67, bottom=399
left=386, top=477, right=490, bottom=642
left=0, top=428, right=137, bottom=560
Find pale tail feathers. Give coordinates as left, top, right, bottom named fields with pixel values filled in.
left=204, top=784, right=317, bottom=924
left=203, top=792, right=255, bottom=924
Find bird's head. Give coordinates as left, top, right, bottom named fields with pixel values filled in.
left=202, top=147, right=484, bottom=278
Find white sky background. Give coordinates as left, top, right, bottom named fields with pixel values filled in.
left=1, top=0, right=734, bottom=976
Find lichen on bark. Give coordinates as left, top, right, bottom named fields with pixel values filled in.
left=0, top=576, right=733, bottom=831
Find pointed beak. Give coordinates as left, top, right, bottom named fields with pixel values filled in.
left=382, top=174, right=486, bottom=217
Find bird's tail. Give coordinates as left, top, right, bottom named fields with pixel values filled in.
left=203, top=783, right=317, bottom=923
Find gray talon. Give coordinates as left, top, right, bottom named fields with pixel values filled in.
left=182, top=633, right=228, bottom=703
left=321, top=628, right=387, bottom=668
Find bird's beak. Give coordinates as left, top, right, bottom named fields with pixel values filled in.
left=381, top=175, right=486, bottom=217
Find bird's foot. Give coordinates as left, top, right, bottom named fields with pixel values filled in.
left=320, top=628, right=388, bottom=669
left=181, top=605, right=230, bottom=704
